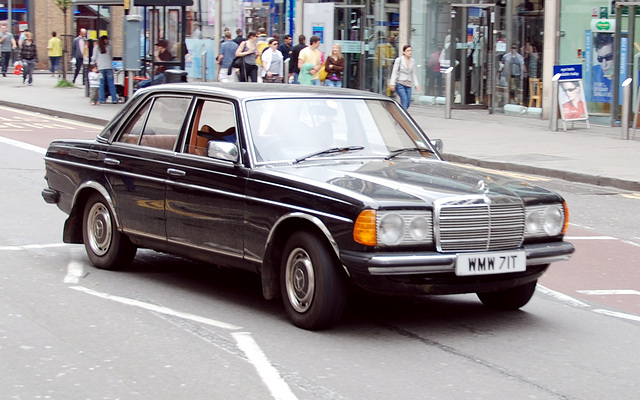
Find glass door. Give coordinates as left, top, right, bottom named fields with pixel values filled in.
left=448, top=4, right=494, bottom=109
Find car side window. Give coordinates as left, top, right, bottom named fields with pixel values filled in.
left=187, top=99, right=237, bottom=156
left=117, top=101, right=151, bottom=145
left=117, top=96, right=191, bottom=151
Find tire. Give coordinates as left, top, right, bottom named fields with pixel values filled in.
left=82, top=193, right=136, bottom=270
left=280, top=231, right=347, bottom=330
left=477, top=280, right=537, bottom=310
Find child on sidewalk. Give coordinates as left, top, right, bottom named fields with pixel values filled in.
left=88, top=64, right=101, bottom=105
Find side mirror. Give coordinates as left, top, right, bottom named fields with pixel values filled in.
left=430, top=139, right=443, bottom=153
left=207, top=141, right=239, bottom=162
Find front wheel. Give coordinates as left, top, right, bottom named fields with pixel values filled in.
left=477, top=280, right=537, bottom=310
left=82, top=193, right=136, bottom=270
left=280, top=231, right=347, bottom=330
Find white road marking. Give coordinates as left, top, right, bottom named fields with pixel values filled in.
left=592, top=309, right=640, bottom=322
left=577, top=290, right=640, bottom=296
left=0, top=136, right=46, bottom=154
left=69, top=286, right=242, bottom=330
left=537, top=285, right=590, bottom=308
left=232, top=332, right=299, bottom=400
left=64, top=261, right=85, bottom=284
left=70, top=286, right=297, bottom=400
left=0, top=105, right=100, bottom=129
left=0, top=243, right=71, bottom=251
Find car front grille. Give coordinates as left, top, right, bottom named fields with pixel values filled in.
left=434, top=195, right=524, bottom=252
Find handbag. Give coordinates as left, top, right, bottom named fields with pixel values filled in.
left=231, top=57, right=243, bottom=69
left=318, top=64, right=328, bottom=82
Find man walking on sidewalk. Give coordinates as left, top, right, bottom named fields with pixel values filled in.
left=71, top=28, right=87, bottom=84
left=0, top=24, right=17, bottom=77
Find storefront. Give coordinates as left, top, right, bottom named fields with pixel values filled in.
left=558, top=0, right=640, bottom=126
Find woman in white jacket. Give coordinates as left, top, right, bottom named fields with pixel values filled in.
left=389, top=45, right=420, bottom=109
left=261, top=38, right=284, bottom=83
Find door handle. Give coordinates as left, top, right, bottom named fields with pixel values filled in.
left=103, top=158, right=120, bottom=166
left=167, top=168, right=186, bottom=177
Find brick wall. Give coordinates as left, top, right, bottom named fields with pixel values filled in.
left=31, top=0, right=124, bottom=71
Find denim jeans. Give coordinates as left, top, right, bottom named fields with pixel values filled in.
left=1, top=51, right=11, bottom=75
left=137, top=73, right=166, bottom=89
left=324, top=79, right=343, bottom=88
left=99, top=68, right=119, bottom=103
left=396, top=83, right=412, bottom=109
left=22, top=59, right=36, bottom=84
left=49, top=56, right=61, bottom=73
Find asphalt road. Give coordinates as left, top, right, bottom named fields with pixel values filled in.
left=2, top=107, right=640, bottom=399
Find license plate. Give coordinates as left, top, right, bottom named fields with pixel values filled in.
left=455, top=251, right=526, bottom=276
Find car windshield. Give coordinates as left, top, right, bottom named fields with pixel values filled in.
left=245, top=98, right=435, bottom=164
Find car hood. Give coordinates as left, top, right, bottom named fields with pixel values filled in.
left=266, top=158, right=559, bottom=206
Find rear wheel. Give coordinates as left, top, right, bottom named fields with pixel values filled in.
left=477, top=280, right=537, bottom=310
left=82, top=193, right=136, bottom=270
left=280, top=231, right=347, bottom=330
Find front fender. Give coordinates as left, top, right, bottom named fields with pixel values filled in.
left=260, top=212, right=343, bottom=300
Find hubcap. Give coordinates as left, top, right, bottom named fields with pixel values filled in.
left=87, top=202, right=112, bottom=257
left=285, top=247, right=315, bottom=313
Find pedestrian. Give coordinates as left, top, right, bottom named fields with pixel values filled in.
left=91, top=35, right=119, bottom=104
left=88, top=64, right=102, bottom=105
left=47, top=31, right=63, bottom=77
left=501, top=43, right=526, bottom=104
left=297, top=35, right=323, bottom=86
left=18, top=28, right=28, bottom=48
left=389, top=45, right=420, bottom=110
left=278, top=34, right=292, bottom=64
left=255, top=27, right=269, bottom=82
left=137, top=39, right=175, bottom=88
left=20, top=31, right=38, bottom=85
left=233, top=28, right=245, bottom=45
left=71, top=28, right=87, bottom=84
left=289, top=35, right=306, bottom=84
left=217, top=30, right=239, bottom=82
left=234, top=31, right=258, bottom=82
left=324, top=43, right=345, bottom=88
left=261, top=38, right=284, bottom=83
left=427, top=45, right=442, bottom=96
left=0, top=23, right=17, bottom=77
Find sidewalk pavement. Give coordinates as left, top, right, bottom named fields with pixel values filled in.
left=2, top=71, right=639, bottom=191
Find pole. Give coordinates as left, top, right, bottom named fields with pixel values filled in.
left=622, top=77, right=633, bottom=139
left=201, top=48, right=207, bottom=82
left=549, top=73, right=561, bottom=132
left=444, top=67, right=453, bottom=119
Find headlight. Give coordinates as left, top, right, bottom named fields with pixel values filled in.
left=525, top=203, right=566, bottom=237
left=379, top=213, right=404, bottom=245
left=353, top=210, right=433, bottom=246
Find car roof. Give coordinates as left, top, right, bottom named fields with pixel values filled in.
left=135, top=82, right=390, bottom=102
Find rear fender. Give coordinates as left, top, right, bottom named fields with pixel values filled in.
left=63, top=182, right=119, bottom=244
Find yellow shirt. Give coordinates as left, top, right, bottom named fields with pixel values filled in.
left=48, top=37, right=62, bottom=57
left=299, top=47, right=322, bottom=80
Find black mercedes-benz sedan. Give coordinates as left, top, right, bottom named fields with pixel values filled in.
left=42, top=83, right=574, bottom=330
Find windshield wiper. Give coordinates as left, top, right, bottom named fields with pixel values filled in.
left=385, top=147, right=433, bottom=160
left=294, top=146, right=365, bottom=164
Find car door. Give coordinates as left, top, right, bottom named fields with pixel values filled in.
left=104, top=94, right=192, bottom=241
left=165, top=97, right=248, bottom=267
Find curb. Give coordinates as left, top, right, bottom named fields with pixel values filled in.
left=0, top=99, right=111, bottom=126
left=443, top=154, right=640, bottom=192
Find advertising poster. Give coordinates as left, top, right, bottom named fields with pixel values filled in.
left=558, top=79, right=589, bottom=121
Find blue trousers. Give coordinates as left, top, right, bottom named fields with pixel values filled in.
left=396, top=83, right=412, bottom=109
left=99, top=68, right=119, bottom=103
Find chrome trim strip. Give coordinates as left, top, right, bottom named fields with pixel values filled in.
left=74, top=181, right=121, bottom=227
left=267, top=212, right=342, bottom=259
left=369, top=265, right=453, bottom=275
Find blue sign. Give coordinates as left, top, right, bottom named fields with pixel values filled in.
left=553, top=64, right=583, bottom=80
